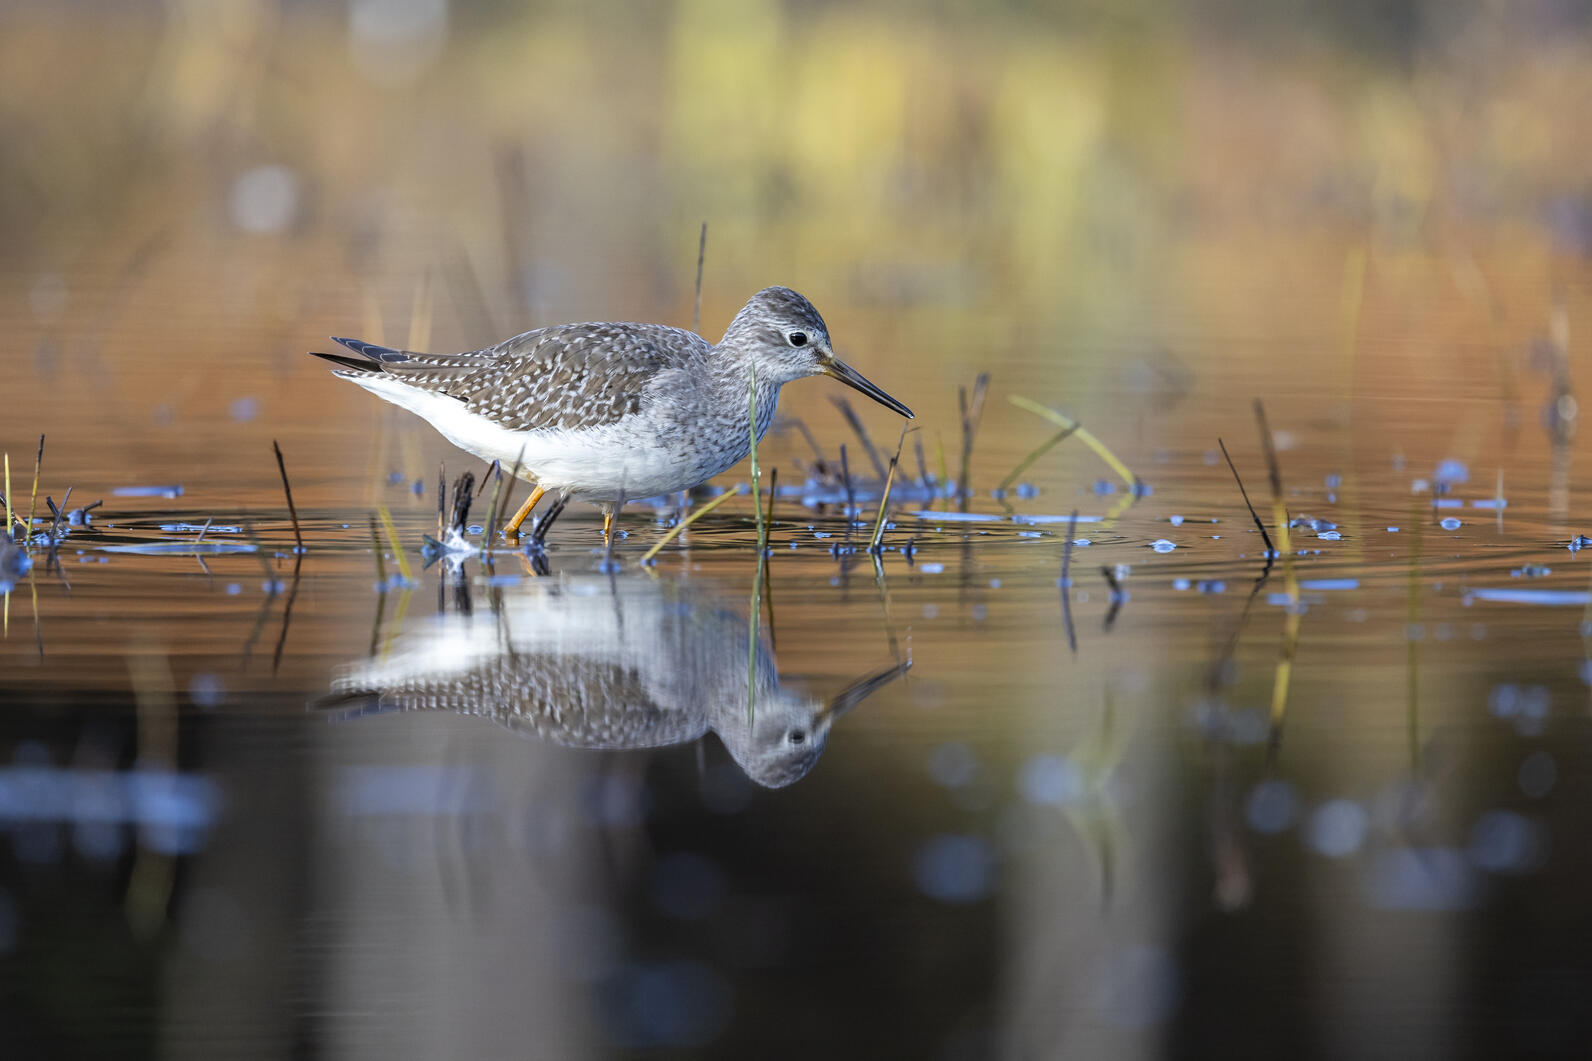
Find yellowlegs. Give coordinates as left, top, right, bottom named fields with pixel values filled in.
left=312, top=287, right=912, bottom=542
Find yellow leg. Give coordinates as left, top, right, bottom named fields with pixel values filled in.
left=504, top=485, right=545, bottom=535
left=602, top=511, right=613, bottom=543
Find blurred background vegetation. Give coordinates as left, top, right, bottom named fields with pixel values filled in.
left=1, top=0, right=1588, bottom=493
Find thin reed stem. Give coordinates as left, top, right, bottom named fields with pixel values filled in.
left=1008, top=395, right=1140, bottom=493
left=272, top=440, right=304, bottom=554
left=640, top=488, right=739, bottom=564
left=869, top=423, right=908, bottom=553
left=377, top=506, right=413, bottom=583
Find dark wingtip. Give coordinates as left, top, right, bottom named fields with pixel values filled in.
left=333, top=336, right=407, bottom=363
left=310, top=351, right=379, bottom=373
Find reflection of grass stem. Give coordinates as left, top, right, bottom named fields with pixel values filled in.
left=369, top=515, right=387, bottom=587
left=749, top=366, right=765, bottom=546
left=748, top=545, right=765, bottom=723
left=377, top=506, right=412, bottom=583
left=272, top=440, right=304, bottom=555
left=997, top=424, right=1077, bottom=496
left=1008, top=395, right=1140, bottom=493
left=1407, top=501, right=1423, bottom=772
left=640, top=488, right=738, bottom=564
left=869, top=424, right=908, bottom=554
left=4, top=453, right=12, bottom=541
left=1254, top=400, right=1299, bottom=748
left=1061, top=510, right=1078, bottom=654
left=28, top=566, right=41, bottom=660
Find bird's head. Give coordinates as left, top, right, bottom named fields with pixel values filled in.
left=720, top=286, right=913, bottom=418
left=713, top=658, right=913, bottom=788
left=717, top=692, right=835, bottom=789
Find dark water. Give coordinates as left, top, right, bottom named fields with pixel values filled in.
left=5, top=382, right=1592, bottom=1058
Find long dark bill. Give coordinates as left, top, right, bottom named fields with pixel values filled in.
left=824, top=359, right=914, bottom=419
left=818, top=659, right=914, bottom=722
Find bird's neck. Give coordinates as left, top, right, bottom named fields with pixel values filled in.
left=712, top=357, right=783, bottom=443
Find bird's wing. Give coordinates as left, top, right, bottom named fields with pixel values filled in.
left=318, top=324, right=710, bottom=433
left=322, top=653, right=708, bottom=750
left=452, top=322, right=708, bottom=433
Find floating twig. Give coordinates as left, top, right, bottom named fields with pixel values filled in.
left=272, top=440, right=304, bottom=555
left=1008, top=395, right=1140, bottom=493
left=640, top=488, right=739, bottom=564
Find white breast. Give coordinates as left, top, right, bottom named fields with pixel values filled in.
left=349, top=374, right=777, bottom=502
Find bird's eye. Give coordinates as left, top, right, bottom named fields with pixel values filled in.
left=787, top=331, right=808, bottom=347
left=788, top=730, right=807, bottom=745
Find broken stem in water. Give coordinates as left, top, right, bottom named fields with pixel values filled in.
left=997, top=424, right=1079, bottom=495
left=640, top=488, right=739, bottom=564
left=1008, top=395, right=1140, bottom=494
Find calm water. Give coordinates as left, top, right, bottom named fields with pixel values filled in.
left=5, top=362, right=1591, bottom=1057
left=8, top=2, right=1592, bottom=1057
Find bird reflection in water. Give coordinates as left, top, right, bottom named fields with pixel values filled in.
left=319, top=574, right=908, bottom=787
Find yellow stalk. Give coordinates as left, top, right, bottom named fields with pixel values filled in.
left=641, top=488, right=739, bottom=565
left=1008, top=395, right=1139, bottom=491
